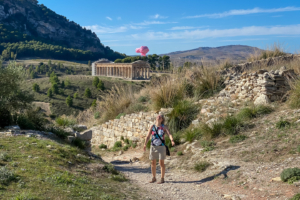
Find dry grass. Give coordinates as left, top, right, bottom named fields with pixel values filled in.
left=248, top=43, right=287, bottom=62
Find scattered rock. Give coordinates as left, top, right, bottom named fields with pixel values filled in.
left=254, top=94, right=271, bottom=105
left=74, top=125, right=88, bottom=130
left=64, top=127, right=75, bottom=135
left=270, top=177, right=281, bottom=182
left=75, top=130, right=92, bottom=141
left=118, top=151, right=123, bottom=156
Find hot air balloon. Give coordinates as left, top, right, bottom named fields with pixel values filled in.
left=135, top=46, right=149, bottom=56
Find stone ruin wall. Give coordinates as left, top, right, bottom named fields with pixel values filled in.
left=219, top=67, right=297, bottom=104
left=90, top=111, right=163, bottom=148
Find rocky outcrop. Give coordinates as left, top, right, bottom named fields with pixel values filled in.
left=0, top=0, right=104, bottom=53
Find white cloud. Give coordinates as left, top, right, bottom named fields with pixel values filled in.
left=84, top=24, right=144, bottom=34
left=185, top=6, right=300, bottom=18
left=151, top=14, right=168, bottom=19
left=129, top=24, right=300, bottom=40
left=134, top=21, right=177, bottom=25
left=106, top=16, right=112, bottom=20
left=169, top=26, right=208, bottom=30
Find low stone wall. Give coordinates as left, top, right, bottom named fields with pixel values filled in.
left=90, top=111, right=162, bottom=148
left=219, top=67, right=297, bottom=104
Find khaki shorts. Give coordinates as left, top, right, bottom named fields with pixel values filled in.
left=149, top=146, right=166, bottom=160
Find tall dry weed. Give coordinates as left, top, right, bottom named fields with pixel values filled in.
left=248, top=42, right=287, bottom=62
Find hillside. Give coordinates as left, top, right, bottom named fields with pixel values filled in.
left=0, top=0, right=125, bottom=60
left=163, top=45, right=263, bottom=65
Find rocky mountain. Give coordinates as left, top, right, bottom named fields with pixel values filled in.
left=163, top=45, right=263, bottom=65
left=0, top=0, right=124, bottom=60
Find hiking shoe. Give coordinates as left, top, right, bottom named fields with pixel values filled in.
left=149, top=177, right=156, bottom=183
left=157, top=178, right=164, bottom=184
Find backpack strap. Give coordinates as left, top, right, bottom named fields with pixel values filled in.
left=153, top=124, right=165, bottom=146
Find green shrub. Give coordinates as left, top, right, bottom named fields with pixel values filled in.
left=65, top=95, right=73, bottom=107
left=0, top=108, right=11, bottom=128
left=194, top=161, right=210, bottom=172
left=0, top=152, right=10, bottom=162
left=113, top=141, right=122, bottom=148
left=201, top=122, right=223, bottom=139
left=103, top=164, right=118, bottom=175
left=200, top=140, right=215, bottom=152
left=94, top=112, right=100, bottom=119
left=184, top=128, right=202, bottom=143
left=0, top=166, right=16, bottom=185
left=71, top=137, right=85, bottom=149
left=45, top=126, right=69, bottom=139
left=73, top=92, right=79, bottom=99
left=124, top=138, right=130, bottom=144
left=167, top=100, right=200, bottom=133
left=115, top=113, right=125, bottom=119
left=297, top=145, right=300, bottom=154
left=229, top=135, right=247, bottom=143
left=138, top=96, right=148, bottom=103
left=237, top=105, right=273, bottom=121
left=177, top=151, right=183, bottom=156
left=32, top=83, right=40, bottom=92
left=123, top=145, right=130, bottom=151
left=290, top=193, right=300, bottom=200
left=120, top=136, right=124, bottom=141
left=281, top=168, right=300, bottom=182
left=288, top=176, right=300, bottom=184
left=276, top=119, right=291, bottom=129
left=13, top=110, right=46, bottom=131
left=99, top=144, right=107, bottom=149
left=55, top=116, right=76, bottom=128
left=222, top=116, right=242, bottom=135
left=84, top=88, right=92, bottom=98
left=132, top=143, right=137, bottom=148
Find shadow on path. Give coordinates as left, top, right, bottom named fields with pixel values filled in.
left=168, top=165, right=240, bottom=184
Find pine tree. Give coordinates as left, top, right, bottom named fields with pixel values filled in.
left=51, top=83, right=59, bottom=94
left=47, top=88, right=53, bottom=98
left=66, top=95, right=73, bottom=107
left=97, top=80, right=104, bottom=90
left=84, top=88, right=92, bottom=98
left=93, top=77, right=99, bottom=88
left=61, top=81, right=65, bottom=88
left=32, top=83, right=40, bottom=92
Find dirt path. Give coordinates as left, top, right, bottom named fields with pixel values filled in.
left=102, top=150, right=223, bottom=200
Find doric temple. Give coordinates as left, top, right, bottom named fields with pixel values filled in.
left=92, top=59, right=150, bottom=80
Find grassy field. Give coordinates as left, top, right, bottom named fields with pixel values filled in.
left=22, top=75, right=146, bottom=117
left=0, top=135, right=142, bottom=199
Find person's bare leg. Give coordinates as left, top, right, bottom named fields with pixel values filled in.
left=159, top=159, right=165, bottom=179
left=151, top=159, right=156, bottom=178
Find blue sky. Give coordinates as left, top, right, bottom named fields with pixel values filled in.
left=39, top=0, right=300, bottom=55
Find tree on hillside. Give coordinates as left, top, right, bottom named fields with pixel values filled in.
left=158, top=56, right=163, bottom=70
left=93, top=77, right=99, bottom=88
left=84, top=88, right=92, bottom=98
left=50, top=72, right=60, bottom=85
left=47, top=88, right=53, bottom=98
left=32, top=83, right=40, bottom=92
left=148, top=54, right=159, bottom=70
left=88, top=60, right=91, bottom=67
left=61, top=81, right=65, bottom=88
left=97, top=80, right=104, bottom=91
left=51, top=83, right=59, bottom=94
left=91, top=99, right=97, bottom=108
left=66, top=95, right=73, bottom=107
left=30, top=71, right=36, bottom=79
left=11, top=52, right=14, bottom=59
left=0, top=61, right=33, bottom=112
left=48, top=60, right=52, bottom=67
left=162, top=55, right=170, bottom=70
left=73, top=92, right=78, bottom=99
left=1, top=50, right=9, bottom=60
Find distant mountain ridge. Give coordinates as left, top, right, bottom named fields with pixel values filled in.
left=162, top=45, right=263, bottom=65
left=0, top=0, right=125, bottom=60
